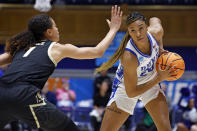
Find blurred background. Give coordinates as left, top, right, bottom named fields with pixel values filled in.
left=0, top=0, right=197, bottom=131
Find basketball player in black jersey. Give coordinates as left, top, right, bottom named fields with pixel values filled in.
left=0, top=5, right=122, bottom=131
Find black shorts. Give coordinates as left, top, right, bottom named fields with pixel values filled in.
left=0, top=83, right=79, bottom=131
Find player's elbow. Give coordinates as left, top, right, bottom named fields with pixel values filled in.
left=94, top=48, right=104, bottom=58
left=97, top=51, right=104, bottom=58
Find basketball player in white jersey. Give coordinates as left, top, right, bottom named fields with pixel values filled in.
left=96, top=12, right=177, bottom=131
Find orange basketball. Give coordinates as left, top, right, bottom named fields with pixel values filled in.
left=156, top=52, right=185, bottom=81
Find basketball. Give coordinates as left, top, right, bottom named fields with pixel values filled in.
left=156, top=52, right=185, bottom=81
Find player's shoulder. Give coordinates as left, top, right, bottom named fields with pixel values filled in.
left=121, top=50, right=138, bottom=67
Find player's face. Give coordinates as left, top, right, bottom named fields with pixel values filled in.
left=128, top=20, right=148, bottom=44
left=46, top=18, right=59, bottom=42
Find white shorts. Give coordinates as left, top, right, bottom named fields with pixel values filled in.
left=107, top=84, right=164, bottom=115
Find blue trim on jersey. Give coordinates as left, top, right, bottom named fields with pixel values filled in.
left=125, top=48, right=139, bottom=66
left=117, top=66, right=124, bottom=79
left=109, top=86, right=118, bottom=100
left=150, top=34, right=159, bottom=46
left=112, top=77, right=121, bottom=88
left=129, top=33, right=153, bottom=58
left=159, top=83, right=162, bottom=89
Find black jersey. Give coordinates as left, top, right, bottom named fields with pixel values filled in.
left=1, top=40, right=56, bottom=89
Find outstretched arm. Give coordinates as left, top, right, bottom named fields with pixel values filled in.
left=147, top=17, right=167, bottom=55
left=50, top=5, right=122, bottom=63
left=0, top=52, right=12, bottom=66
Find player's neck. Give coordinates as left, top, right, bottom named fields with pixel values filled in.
left=135, top=38, right=151, bottom=55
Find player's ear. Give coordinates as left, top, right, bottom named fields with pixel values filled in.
left=44, top=29, right=53, bottom=37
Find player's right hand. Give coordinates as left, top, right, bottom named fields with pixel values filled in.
left=157, top=62, right=179, bottom=81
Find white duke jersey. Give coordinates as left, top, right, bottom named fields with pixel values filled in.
left=113, top=32, right=160, bottom=89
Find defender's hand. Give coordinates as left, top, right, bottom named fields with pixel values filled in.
left=107, top=5, right=123, bottom=32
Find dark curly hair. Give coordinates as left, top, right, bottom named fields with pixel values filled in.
left=5, top=14, right=52, bottom=56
